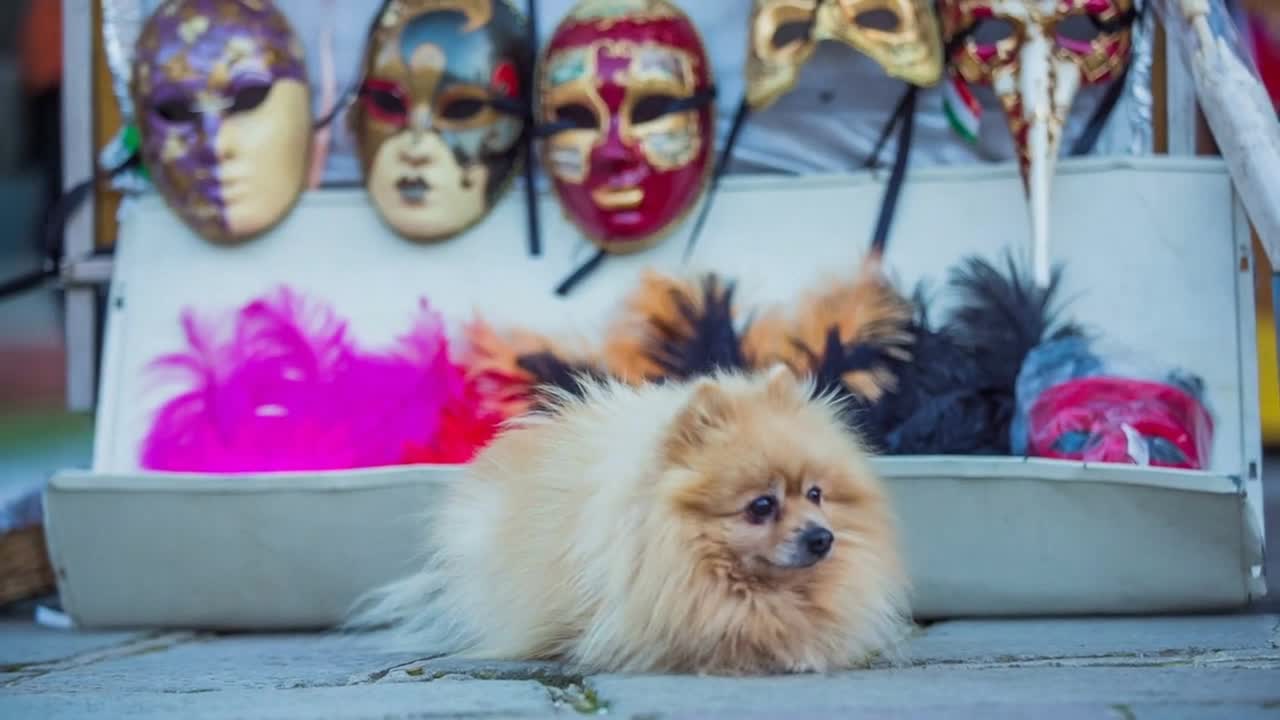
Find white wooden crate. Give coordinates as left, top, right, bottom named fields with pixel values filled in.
left=44, top=156, right=1267, bottom=628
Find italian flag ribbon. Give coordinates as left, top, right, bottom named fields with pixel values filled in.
left=943, top=72, right=982, bottom=145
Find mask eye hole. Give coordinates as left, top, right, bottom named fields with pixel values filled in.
left=771, top=20, right=812, bottom=50
left=1055, top=13, right=1102, bottom=52
left=631, top=94, right=679, bottom=125
left=553, top=102, right=598, bottom=130
left=154, top=97, right=198, bottom=124
left=440, top=97, right=486, bottom=122
left=970, top=16, right=1017, bottom=46
left=228, top=83, right=271, bottom=115
left=360, top=80, right=408, bottom=125
left=369, top=91, right=406, bottom=117
left=855, top=8, right=900, bottom=32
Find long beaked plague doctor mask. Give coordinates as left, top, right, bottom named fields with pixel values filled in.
left=940, top=0, right=1138, bottom=287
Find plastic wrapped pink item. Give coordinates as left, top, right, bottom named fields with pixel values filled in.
left=1012, top=337, right=1214, bottom=470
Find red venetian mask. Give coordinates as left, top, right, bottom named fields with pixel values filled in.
left=538, top=0, right=716, bottom=253
left=1025, top=376, right=1213, bottom=470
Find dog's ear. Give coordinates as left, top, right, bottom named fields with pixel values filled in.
left=763, top=362, right=805, bottom=406
left=665, top=378, right=734, bottom=463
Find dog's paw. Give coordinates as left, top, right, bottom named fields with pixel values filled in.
left=782, top=660, right=827, bottom=675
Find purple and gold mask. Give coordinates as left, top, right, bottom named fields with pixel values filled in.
left=351, top=0, right=532, bottom=243
left=131, top=0, right=312, bottom=244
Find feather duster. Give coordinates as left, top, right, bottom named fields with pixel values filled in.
left=867, top=253, right=1082, bottom=455
left=460, top=317, right=606, bottom=419
left=516, top=351, right=611, bottom=402
left=399, top=372, right=504, bottom=465
left=603, top=271, right=752, bottom=383
left=140, top=287, right=486, bottom=472
left=750, top=260, right=915, bottom=407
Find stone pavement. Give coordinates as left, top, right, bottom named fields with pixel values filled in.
left=2, top=614, right=1278, bottom=719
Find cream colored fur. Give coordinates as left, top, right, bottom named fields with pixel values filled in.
left=345, top=368, right=911, bottom=675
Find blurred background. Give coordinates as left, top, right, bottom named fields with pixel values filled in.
left=0, top=0, right=94, bottom=490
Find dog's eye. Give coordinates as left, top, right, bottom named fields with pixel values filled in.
left=746, top=495, right=777, bottom=522
left=806, top=487, right=822, bottom=504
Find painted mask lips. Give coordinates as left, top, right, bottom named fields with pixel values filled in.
left=590, top=164, right=650, bottom=210
left=396, top=176, right=430, bottom=206
left=591, top=186, right=644, bottom=210
left=217, top=172, right=252, bottom=202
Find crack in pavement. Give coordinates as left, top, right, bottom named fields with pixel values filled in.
left=906, top=646, right=1280, bottom=671
left=362, top=655, right=611, bottom=715
left=1, top=631, right=203, bottom=688
left=352, top=653, right=451, bottom=685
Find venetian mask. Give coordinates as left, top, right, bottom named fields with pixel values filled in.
left=351, top=0, right=532, bottom=243
left=131, top=0, right=312, bottom=245
left=1025, top=376, right=1213, bottom=470
left=747, top=0, right=944, bottom=110
left=940, top=0, right=1137, bottom=285
left=539, top=0, right=716, bottom=253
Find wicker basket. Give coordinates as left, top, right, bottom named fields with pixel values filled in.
left=0, top=526, right=56, bottom=606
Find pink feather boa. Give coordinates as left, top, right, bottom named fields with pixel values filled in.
left=140, top=287, right=501, bottom=473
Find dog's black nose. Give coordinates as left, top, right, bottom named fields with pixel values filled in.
left=803, top=526, right=833, bottom=558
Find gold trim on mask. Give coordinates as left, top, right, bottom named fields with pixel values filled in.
left=384, top=0, right=493, bottom=32
left=617, top=44, right=703, bottom=172
left=567, top=0, right=679, bottom=26
left=541, top=39, right=704, bottom=183
left=944, top=0, right=1134, bottom=88
left=747, top=0, right=944, bottom=110
left=541, top=46, right=609, bottom=184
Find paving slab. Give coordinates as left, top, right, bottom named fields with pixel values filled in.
left=0, top=620, right=149, bottom=666
left=909, top=615, right=1280, bottom=665
left=372, top=656, right=579, bottom=685
left=5, top=631, right=421, bottom=694
left=3, top=616, right=1280, bottom=718
left=655, top=704, right=1280, bottom=720
left=0, top=681, right=560, bottom=720
left=588, top=667, right=1280, bottom=717
left=1130, top=703, right=1280, bottom=720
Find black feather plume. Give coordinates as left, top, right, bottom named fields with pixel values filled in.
left=794, top=320, right=910, bottom=449
left=867, top=253, right=1081, bottom=455
left=945, top=253, right=1083, bottom=389
left=516, top=351, right=611, bottom=408
left=643, top=274, right=751, bottom=381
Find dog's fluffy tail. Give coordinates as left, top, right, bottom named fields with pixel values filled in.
left=340, top=553, right=469, bottom=654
